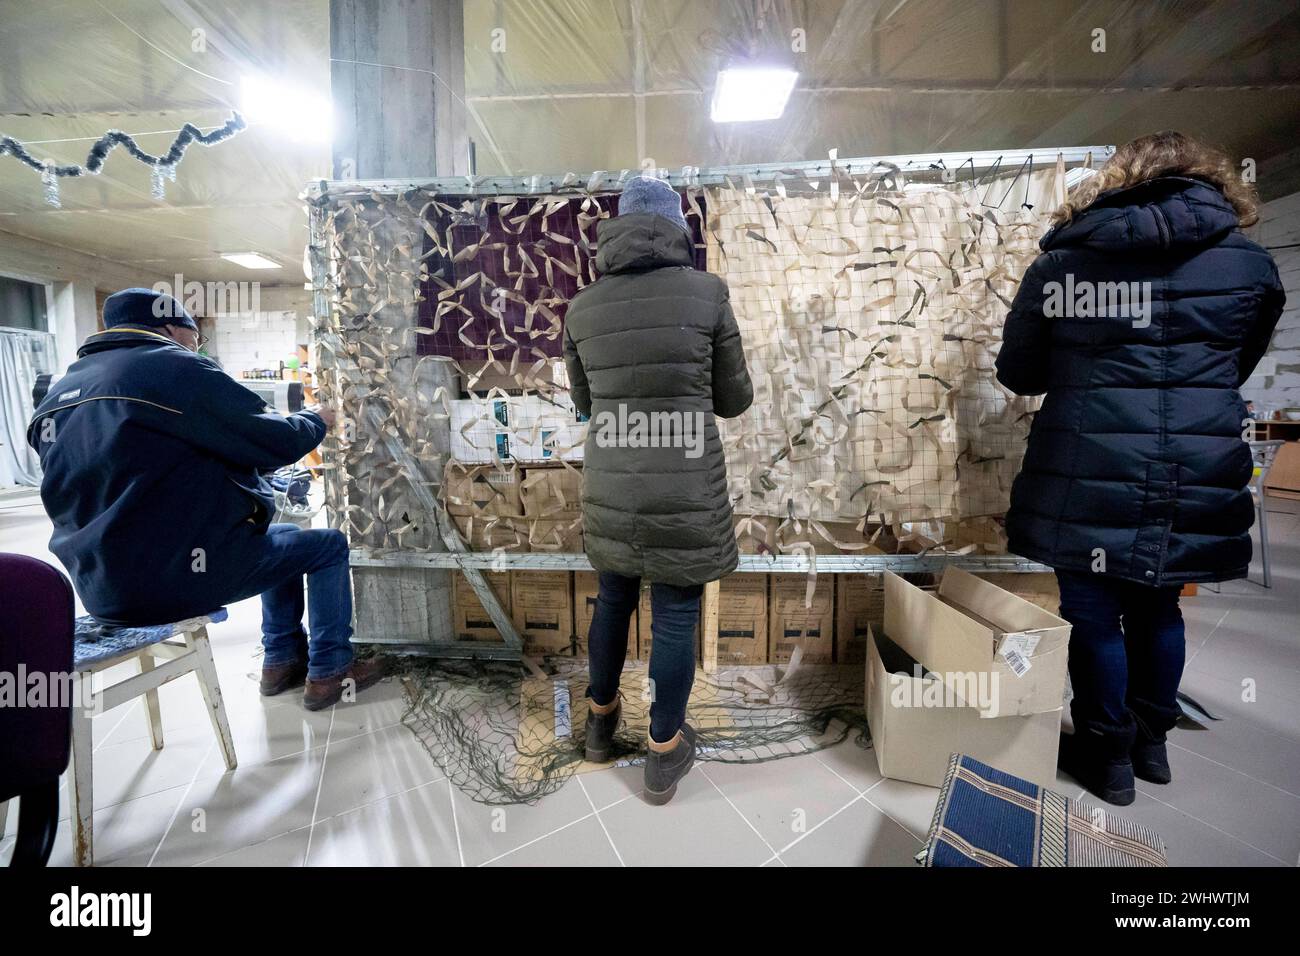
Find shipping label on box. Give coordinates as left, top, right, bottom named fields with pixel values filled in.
left=865, top=629, right=1061, bottom=788
left=452, top=571, right=512, bottom=641
left=638, top=586, right=702, bottom=662
left=716, top=574, right=768, bottom=665
left=882, top=568, right=1071, bottom=718
left=768, top=574, right=834, bottom=664
left=835, top=574, right=884, bottom=665
left=572, top=571, right=637, bottom=659
left=511, top=571, right=575, bottom=655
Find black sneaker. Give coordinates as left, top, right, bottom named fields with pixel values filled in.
left=584, top=699, right=622, bottom=763
left=644, top=723, right=697, bottom=806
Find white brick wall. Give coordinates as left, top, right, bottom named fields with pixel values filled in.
left=200, top=311, right=301, bottom=376
left=1242, top=190, right=1300, bottom=415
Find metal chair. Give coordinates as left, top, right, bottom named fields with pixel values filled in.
left=1248, top=440, right=1285, bottom=588
left=0, top=554, right=74, bottom=867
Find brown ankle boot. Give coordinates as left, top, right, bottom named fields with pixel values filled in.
left=303, top=658, right=388, bottom=711
left=260, top=660, right=307, bottom=697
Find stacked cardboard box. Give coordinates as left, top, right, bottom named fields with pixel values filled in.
left=866, top=568, right=1071, bottom=788
left=450, top=395, right=586, bottom=464
left=510, top=571, right=575, bottom=656
left=451, top=571, right=513, bottom=641
left=715, top=574, right=769, bottom=665
left=769, top=574, right=835, bottom=663
left=835, top=573, right=885, bottom=665
left=520, top=465, right=584, bottom=552
left=444, top=462, right=529, bottom=551
left=572, top=571, right=637, bottom=658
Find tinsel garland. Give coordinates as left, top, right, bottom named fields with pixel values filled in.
left=0, top=111, right=246, bottom=207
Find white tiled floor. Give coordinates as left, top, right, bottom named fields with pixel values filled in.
left=2, top=490, right=1298, bottom=866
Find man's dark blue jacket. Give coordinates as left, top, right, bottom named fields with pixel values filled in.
left=27, top=325, right=326, bottom=625
left=997, top=176, right=1284, bottom=586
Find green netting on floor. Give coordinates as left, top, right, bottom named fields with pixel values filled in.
left=396, top=657, right=871, bottom=805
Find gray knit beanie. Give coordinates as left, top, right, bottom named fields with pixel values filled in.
left=618, top=176, right=689, bottom=232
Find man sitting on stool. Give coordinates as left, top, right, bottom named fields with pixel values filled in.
left=27, top=287, right=383, bottom=710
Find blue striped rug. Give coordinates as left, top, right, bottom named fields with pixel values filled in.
left=920, top=753, right=1167, bottom=867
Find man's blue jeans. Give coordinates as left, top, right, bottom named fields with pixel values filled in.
left=1055, top=570, right=1185, bottom=738
left=586, top=571, right=701, bottom=745
left=225, top=524, right=354, bottom=680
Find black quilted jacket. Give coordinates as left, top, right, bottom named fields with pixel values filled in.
left=997, top=176, right=1284, bottom=586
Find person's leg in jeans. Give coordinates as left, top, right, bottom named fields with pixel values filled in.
left=1055, top=569, right=1138, bottom=804
left=1056, top=570, right=1130, bottom=730
left=1119, top=582, right=1185, bottom=783
left=236, top=524, right=355, bottom=680
left=647, top=581, right=703, bottom=745
left=587, top=571, right=640, bottom=709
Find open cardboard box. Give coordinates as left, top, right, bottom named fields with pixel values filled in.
left=882, top=567, right=1071, bottom=718
left=866, top=628, right=1062, bottom=788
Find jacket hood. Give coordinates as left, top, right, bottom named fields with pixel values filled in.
left=595, top=213, right=695, bottom=274
left=77, top=325, right=188, bottom=358
left=1041, top=176, right=1239, bottom=254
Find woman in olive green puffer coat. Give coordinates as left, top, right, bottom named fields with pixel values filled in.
left=563, top=176, right=752, bottom=793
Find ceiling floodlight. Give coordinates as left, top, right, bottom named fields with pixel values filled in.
left=240, top=74, right=333, bottom=142
left=710, top=67, right=799, bottom=122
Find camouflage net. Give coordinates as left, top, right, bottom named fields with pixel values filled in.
left=397, top=656, right=869, bottom=805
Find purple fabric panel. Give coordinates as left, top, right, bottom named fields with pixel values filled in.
left=417, top=191, right=706, bottom=360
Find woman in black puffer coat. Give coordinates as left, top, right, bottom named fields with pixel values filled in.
left=997, top=131, right=1284, bottom=806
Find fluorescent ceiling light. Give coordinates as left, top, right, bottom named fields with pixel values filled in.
left=240, top=74, right=333, bottom=142
left=711, top=68, right=799, bottom=122
left=221, top=252, right=282, bottom=270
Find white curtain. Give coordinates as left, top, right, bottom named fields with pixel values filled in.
left=0, top=329, right=49, bottom=487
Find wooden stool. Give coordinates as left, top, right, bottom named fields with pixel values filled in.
left=69, top=610, right=237, bottom=866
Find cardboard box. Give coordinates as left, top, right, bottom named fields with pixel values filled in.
left=638, top=586, right=702, bottom=662
left=510, top=571, right=575, bottom=655
left=835, top=574, right=884, bottom=665
left=866, top=629, right=1062, bottom=788
left=451, top=513, right=529, bottom=552
left=715, top=574, right=769, bottom=665
left=452, top=571, right=512, bottom=641
left=572, top=571, right=637, bottom=659
left=520, top=465, right=583, bottom=518
left=768, top=574, right=834, bottom=663
left=971, top=572, right=1060, bottom=615
left=442, top=462, right=523, bottom=517
left=883, top=568, right=1071, bottom=718
left=450, top=395, right=587, bottom=463
left=525, top=516, right=583, bottom=552
left=733, top=514, right=779, bottom=554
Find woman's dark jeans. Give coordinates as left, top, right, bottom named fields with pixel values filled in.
left=1055, top=570, right=1186, bottom=739
left=586, top=571, right=701, bottom=744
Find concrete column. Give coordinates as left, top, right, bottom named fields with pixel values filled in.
left=48, top=280, right=98, bottom=372
left=330, top=0, right=468, bottom=180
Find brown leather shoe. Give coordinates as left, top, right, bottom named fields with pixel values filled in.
left=302, top=658, right=389, bottom=711
left=260, top=660, right=308, bottom=697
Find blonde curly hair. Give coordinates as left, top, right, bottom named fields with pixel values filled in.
left=1053, top=131, right=1259, bottom=227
